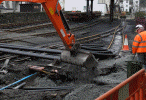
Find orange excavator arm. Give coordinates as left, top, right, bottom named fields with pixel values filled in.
left=0, top=0, right=98, bottom=68
left=0, top=0, right=75, bottom=50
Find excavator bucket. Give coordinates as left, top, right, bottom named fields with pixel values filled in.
left=61, top=50, right=98, bottom=70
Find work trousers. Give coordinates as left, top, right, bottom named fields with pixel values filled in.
left=137, top=53, right=146, bottom=70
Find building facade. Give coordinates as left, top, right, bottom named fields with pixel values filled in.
left=0, top=0, right=142, bottom=14
left=119, top=0, right=140, bottom=13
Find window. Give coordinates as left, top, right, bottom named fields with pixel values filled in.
left=126, top=5, right=128, bottom=7
left=136, top=1, right=138, bottom=4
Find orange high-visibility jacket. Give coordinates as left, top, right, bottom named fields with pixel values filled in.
left=132, top=31, right=146, bottom=54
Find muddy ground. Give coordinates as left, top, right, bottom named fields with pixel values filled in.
left=0, top=18, right=137, bottom=100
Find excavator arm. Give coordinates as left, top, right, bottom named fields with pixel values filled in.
left=41, top=0, right=75, bottom=50
left=0, top=0, right=75, bottom=50
left=0, top=0, right=98, bottom=68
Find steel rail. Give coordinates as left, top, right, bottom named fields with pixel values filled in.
left=0, top=43, right=62, bottom=54
left=0, top=20, right=50, bottom=29
left=107, top=23, right=126, bottom=49
left=43, top=20, right=122, bottom=51
left=47, top=21, right=122, bottom=49
left=77, top=26, right=124, bottom=44
left=107, top=23, right=122, bottom=49
left=76, top=24, right=121, bottom=42
left=6, top=23, right=53, bottom=33
left=0, top=19, right=102, bottom=44
left=71, top=19, right=101, bottom=32
left=5, top=18, right=101, bottom=33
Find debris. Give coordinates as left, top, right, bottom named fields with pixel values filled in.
left=0, top=59, right=10, bottom=70
left=29, top=65, right=56, bottom=75
left=29, top=65, right=45, bottom=72
left=14, top=57, right=31, bottom=62
left=47, top=63, right=62, bottom=69
left=13, top=82, right=26, bottom=89
left=0, top=70, right=8, bottom=74
left=0, top=59, right=10, bottom=74
left=47, top=59, right=62, bottom=69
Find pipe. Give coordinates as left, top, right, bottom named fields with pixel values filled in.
left=0, top=73, right=37, bottom=91
left=0, top=47, right=60, bottom=60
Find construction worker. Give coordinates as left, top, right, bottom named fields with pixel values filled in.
left=132, top=24, right=146, bottom=70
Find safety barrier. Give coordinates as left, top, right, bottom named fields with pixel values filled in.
left=95, top=69, right=146, bottom=100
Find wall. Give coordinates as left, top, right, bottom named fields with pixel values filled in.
left=0, top=12, right=49, bottom=24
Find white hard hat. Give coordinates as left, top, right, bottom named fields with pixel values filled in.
left=136, top=24, right=144, bottom=30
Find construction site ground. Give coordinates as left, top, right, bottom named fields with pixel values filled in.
left=0, top=17, right=137, bottom=100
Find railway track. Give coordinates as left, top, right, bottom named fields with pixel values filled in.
left=0, top=19, right=126, bottom=62
left=0, top=17, right=102, bottom=43
left=4, top=17, right=101, bottom=33
left=0, top=19, right=126, bottom=100
left=0, top=20, right=50, bottom=29
left=44, top=20, right=126, bottom=54
left=76, top=23, right=126, bottom=58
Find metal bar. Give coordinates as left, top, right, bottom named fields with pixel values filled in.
left=130, top=96, right=134, bottom=100
left=95, top=69, right=145, bottom=100
left=13, top=82, right=26, bottom=89
left=0, top=43, right=62, bottom=54
left=0, top=48, right=60, bottom=60
left=22, top=86, right=74, bottom=90
left=135, top=92, right=139, bottom=100
left=140, top=88, right=143, bottom=100
left=21, top=88, right=71, bottom=91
